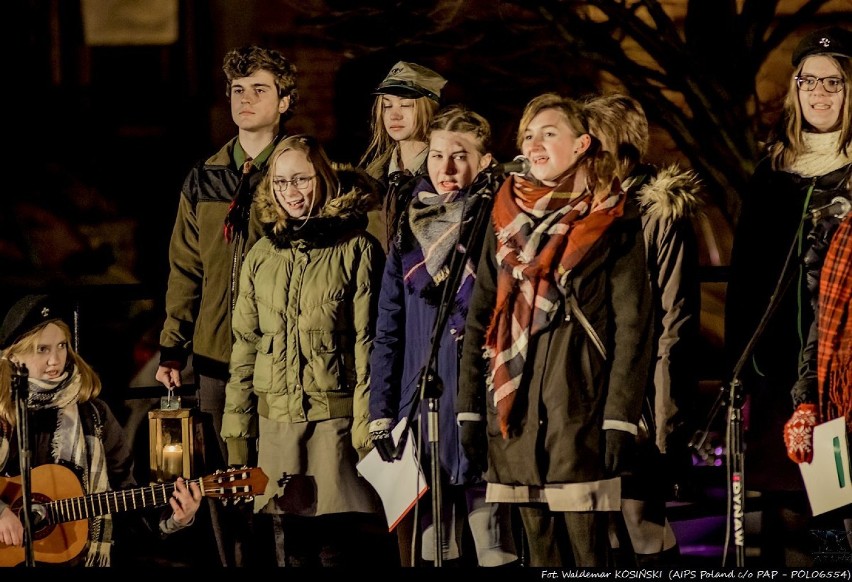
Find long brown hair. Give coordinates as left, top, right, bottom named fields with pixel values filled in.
left=583, top=93, right=649, bottom=182
left=768, top=54, right=852, bottom=170
left=358, top=95, right=439, bottom=179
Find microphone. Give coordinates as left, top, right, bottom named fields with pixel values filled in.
left=809, top=196, right=851, bottom=221
left=490, top=155, right=531, bottom=175
left=10, top=361, right=28, bottom=398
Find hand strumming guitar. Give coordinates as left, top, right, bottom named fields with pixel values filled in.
left=0, top=505, right=23, bottom=547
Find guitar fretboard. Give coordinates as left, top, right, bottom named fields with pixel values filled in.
left=44, top=479, right=201, bottom=524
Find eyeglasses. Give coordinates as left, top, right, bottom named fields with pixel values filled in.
left=272, top=175, right=315, bottom=192
left=795, top=75, right=844, bottom=93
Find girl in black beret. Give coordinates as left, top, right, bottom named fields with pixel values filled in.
left=0, top=295, right=202, bottom=566
left=726, top=26, right=851, bottom=566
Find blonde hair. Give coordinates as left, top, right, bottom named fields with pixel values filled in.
left=428, top=104, right=492, bottom=154
left=517, top=92, right=617, bottom=196
left=262, top=134, right=341, bottom=228
left=768, top=54, right=852, bottom=170
left=0, top=320, right=101, bottom=425
left=358, top=95, right=439, bottom=178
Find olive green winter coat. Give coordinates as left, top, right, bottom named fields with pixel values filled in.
left=221, top=167, right=383, bottom=462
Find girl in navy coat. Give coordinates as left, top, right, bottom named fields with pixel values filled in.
left=368, top=105, right=518, bottom=566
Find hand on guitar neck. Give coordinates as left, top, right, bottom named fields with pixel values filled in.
left=163, top=474, right=202, bottom=529
left=0, top=464, right=269, bottom=566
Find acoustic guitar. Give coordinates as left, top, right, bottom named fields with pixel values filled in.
left=0, top=463, right=269, bottom=566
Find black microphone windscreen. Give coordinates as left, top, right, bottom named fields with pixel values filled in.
left=493, top=156, right=530, bottom=175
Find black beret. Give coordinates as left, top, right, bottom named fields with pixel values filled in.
left=793, top=27, right=852, bottom=67
left=0, top=294, right=66, bottom=351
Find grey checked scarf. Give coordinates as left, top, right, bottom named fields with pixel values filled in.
left=26, top=366, right=113, bottom=566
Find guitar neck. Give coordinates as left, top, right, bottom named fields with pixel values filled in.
left=45, top=479, right=200, bottom=524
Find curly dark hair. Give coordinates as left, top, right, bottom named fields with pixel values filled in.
left=222, top=45, right=299, bottom=121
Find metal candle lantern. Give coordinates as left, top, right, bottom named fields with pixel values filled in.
left=148, top=404, right=204, bottom=483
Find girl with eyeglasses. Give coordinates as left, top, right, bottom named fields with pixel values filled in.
left=221, top=134, right=393, bottom=566
left=726, top=26, right=851, bottom=567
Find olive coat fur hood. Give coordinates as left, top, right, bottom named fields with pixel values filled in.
left=221, top=164, right=385, bottom=464
left=255, top=164, right=382, bottom=247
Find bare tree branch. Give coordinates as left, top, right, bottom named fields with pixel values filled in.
left=282, top=0, right=839, bottom=229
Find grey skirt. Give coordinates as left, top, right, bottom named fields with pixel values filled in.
left=254, top=415, right=383, bottom=517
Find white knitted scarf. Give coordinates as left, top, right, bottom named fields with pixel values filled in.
left=788, top=131, right=851, bottom=177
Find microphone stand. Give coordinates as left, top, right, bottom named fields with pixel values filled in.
left=391, top=169, right=502, bottom=566
left=690, top=225, right=801, bottom=568
left=11, top=362, right=36, bottom=567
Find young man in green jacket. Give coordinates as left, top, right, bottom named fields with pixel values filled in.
left=156, top=45, right=298, bottom=567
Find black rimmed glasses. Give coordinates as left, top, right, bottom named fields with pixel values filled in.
left=795, top=75, right=844, bottom=93
left=272, top=175, right=315, bottom=193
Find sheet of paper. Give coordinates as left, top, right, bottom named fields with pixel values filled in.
left=357, top=418, right=429, bottom=531
left=800, top=416, right=852, bottom=516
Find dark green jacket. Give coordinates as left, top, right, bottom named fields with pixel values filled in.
left=159, top=137, right=274, bottom=379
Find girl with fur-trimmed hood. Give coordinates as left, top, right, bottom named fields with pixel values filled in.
left=585, top=93, right=704, bottom=567
left=221, top=134, right=388, bottom=567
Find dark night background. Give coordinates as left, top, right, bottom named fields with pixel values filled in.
left=4, top=0, right=851, bottom=566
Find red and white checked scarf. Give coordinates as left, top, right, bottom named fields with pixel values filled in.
left=485, top=168, right=625, bottom=438
left=818, top=214, right=852, bottom=431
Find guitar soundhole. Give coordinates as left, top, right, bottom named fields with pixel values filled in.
left=11, top=493, right=56, bottom=540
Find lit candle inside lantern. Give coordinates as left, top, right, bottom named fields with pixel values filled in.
left=162, top=444, right=183, bottom=480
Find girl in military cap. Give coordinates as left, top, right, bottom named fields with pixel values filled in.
left=358, top=61, right=448, bottom=252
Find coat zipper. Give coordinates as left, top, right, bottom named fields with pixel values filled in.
left=231, top=231, right=245, bottom=311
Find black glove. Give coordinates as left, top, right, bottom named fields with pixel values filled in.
left=459, top=420, right=487, bottom=473
left=370, top=427, right=400, bottom=463
left=604, top=429, right=634, bottom=476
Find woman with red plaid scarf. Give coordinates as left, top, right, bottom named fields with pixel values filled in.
left=457, top=93, right=654, bottom=567
left=726, top=26, right=851, bottom=566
